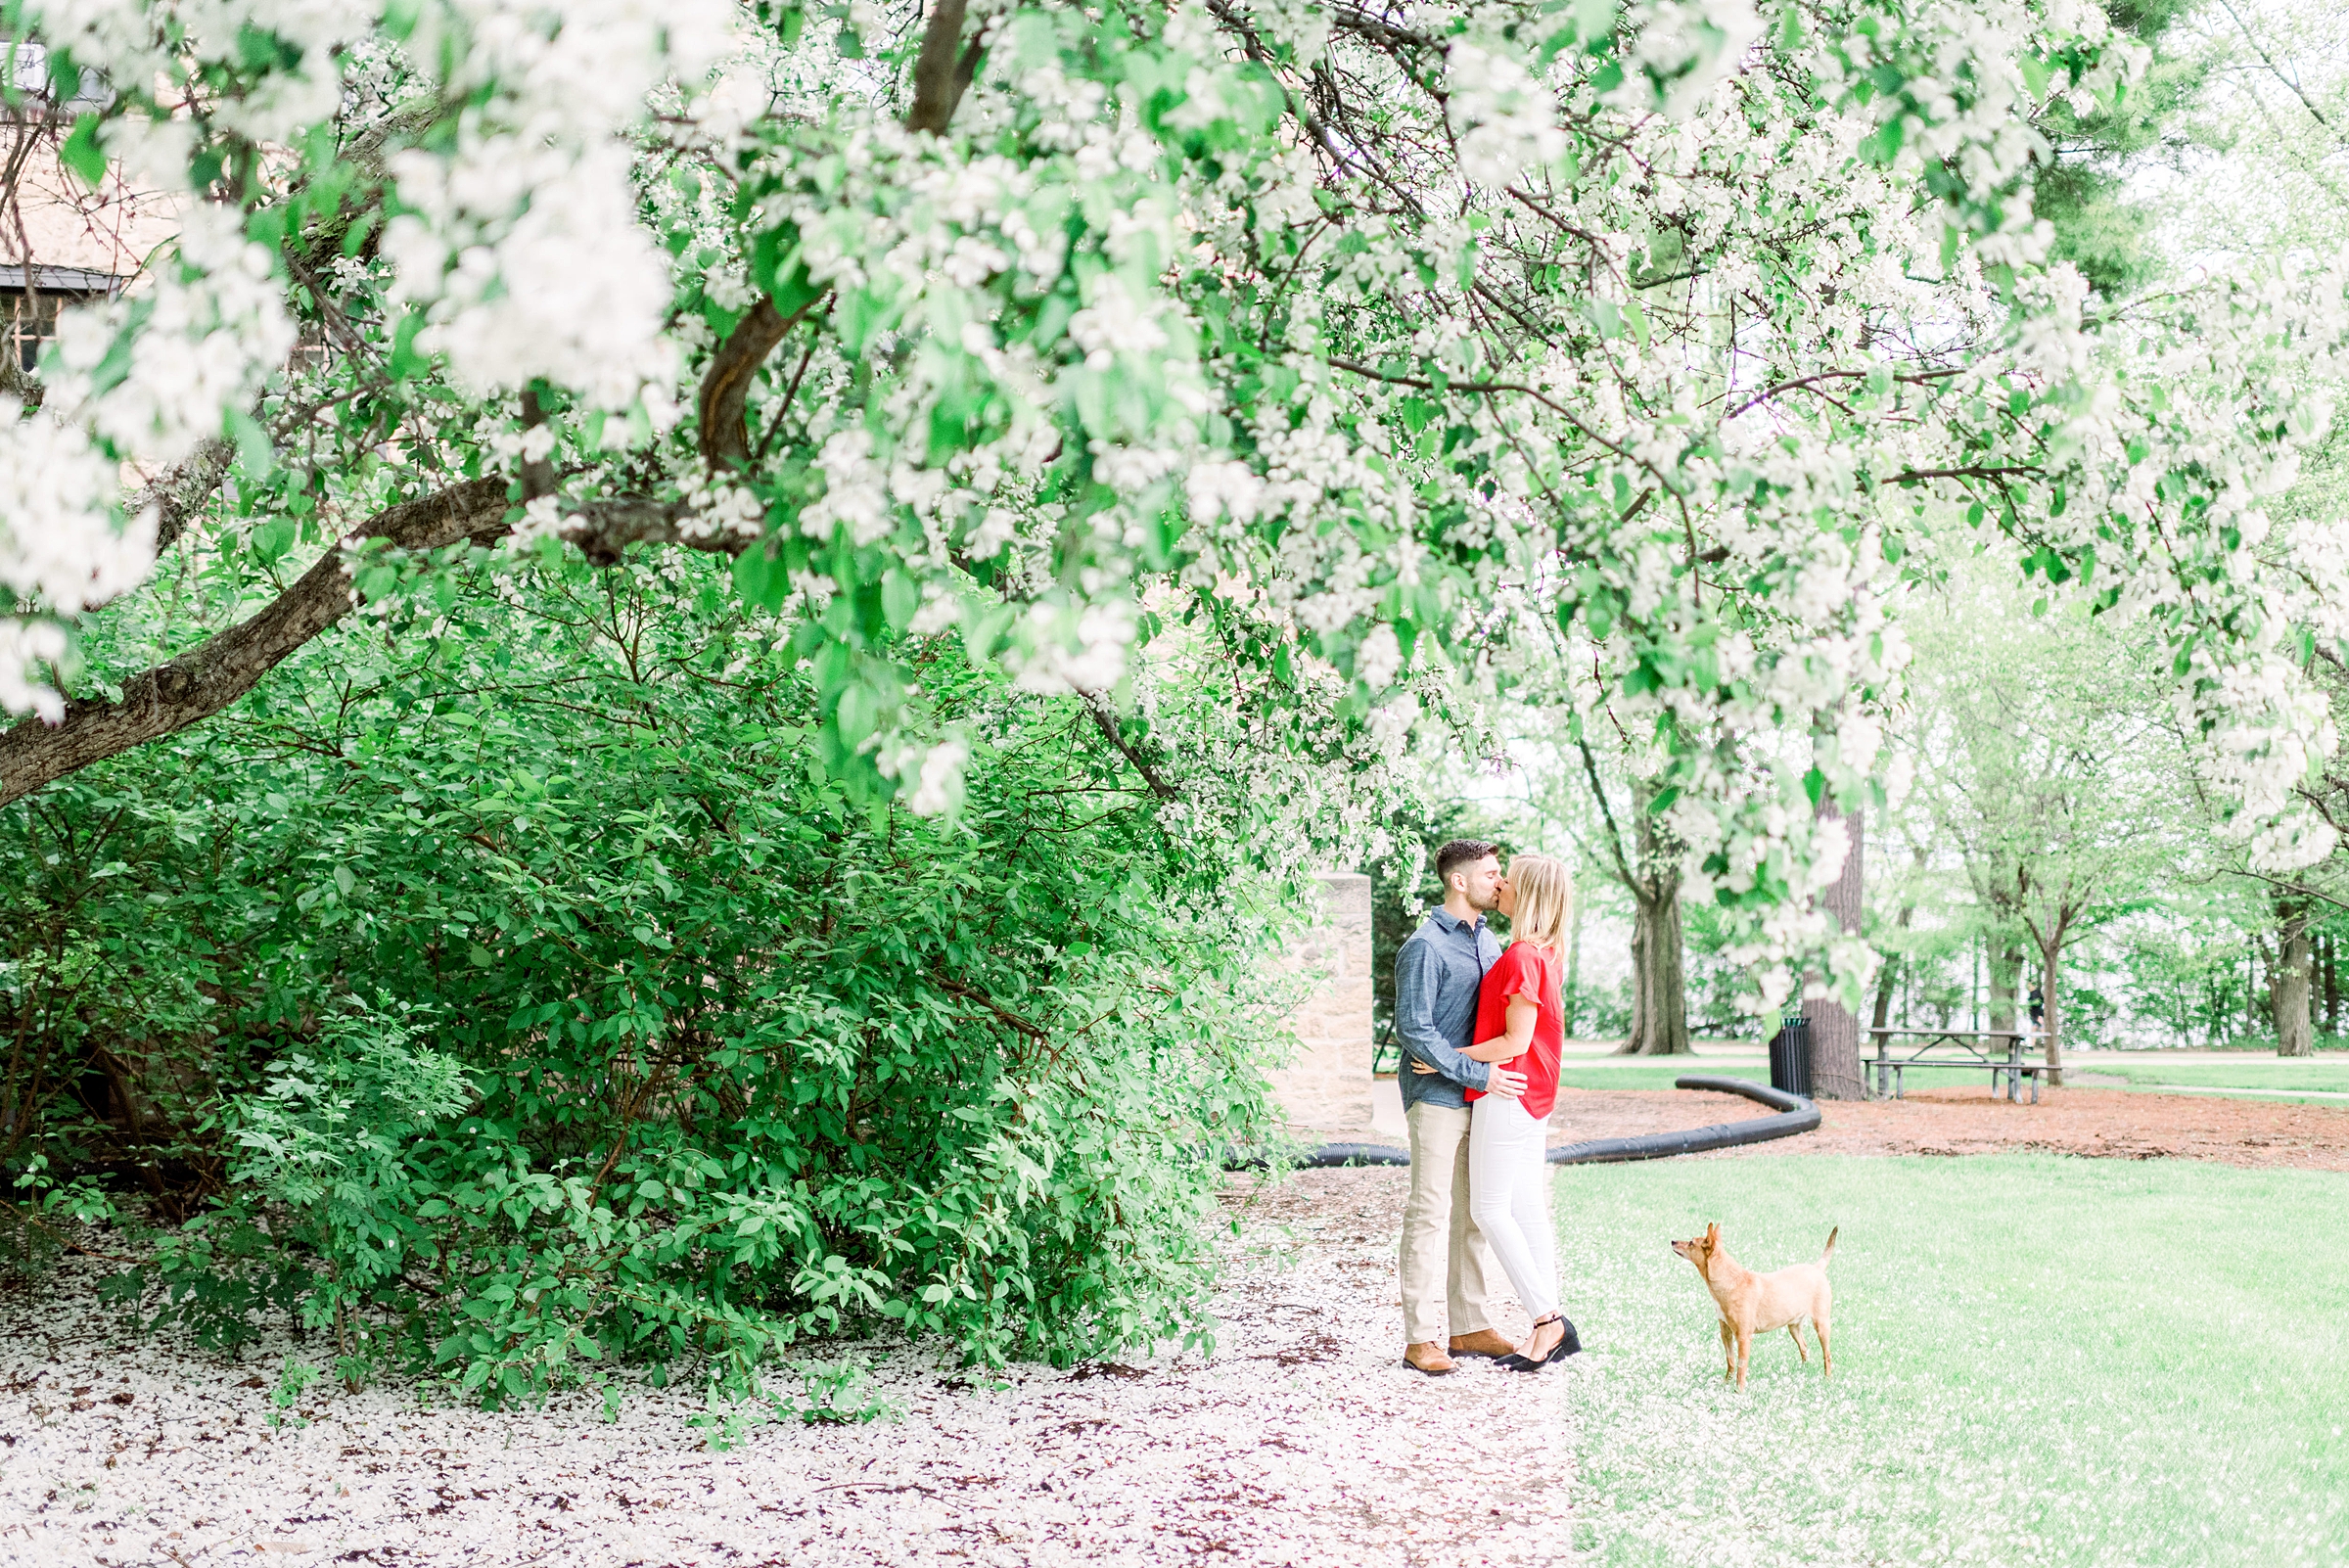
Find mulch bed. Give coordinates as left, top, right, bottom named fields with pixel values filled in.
left=0, top=1187, right=1577, bottom=1568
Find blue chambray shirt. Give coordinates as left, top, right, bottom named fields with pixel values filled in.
left=1394, top=905, right=1503, bottom=1110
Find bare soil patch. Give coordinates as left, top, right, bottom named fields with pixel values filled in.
left=1545, top=1083, right=2349, bottom=1171
left=1542, top=1086, right=1763, bottom=1146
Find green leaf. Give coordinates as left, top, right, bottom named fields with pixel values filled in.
left=252, top=518, right=297, bottom=565
left=881, top=571, right=920, bottom=633
left=1619, top=298, right=1650, bottom=349
left=61, top=114, right=107, bottom=189
left=733, top=542, right=792, bottom=611
left=224, top=408, right=277, bottom=482
left=389, top=311, right=430, bottom=381
left=835, top=680, right=880, bottom=747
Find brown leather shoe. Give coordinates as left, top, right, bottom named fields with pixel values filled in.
left=1448, top=1328, right=1517, bottom=1360
left=1402, top=1341, right=1456, bottom=1375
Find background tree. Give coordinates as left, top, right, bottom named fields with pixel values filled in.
left=2149, top=6, right=2349, bottom=1053
left=1501, top=708, right=1698, bottom=1057
left=2163, top=0, right=2349, bottom=256
left=1367, top=796, right=1516, bottom=1055
left=2032, top=0, right=2212, bottom=297
left=1895, top=551, right=2186, bottom=1080
left=2259, top=895, right=2320, bottom=1056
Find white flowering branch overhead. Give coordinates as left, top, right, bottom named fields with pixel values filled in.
left=5, top=0, right=2347, bottom=1007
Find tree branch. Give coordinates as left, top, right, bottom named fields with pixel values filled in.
left=1329, top=4, right=1445, bottom=53
left=0, top=479, right=774, bottom=806
left=2214, top=0, right=2342, bottom=142
left=1076, top=688, right=1178, bottom=800
left=0, top=479, right=509, bottom=807
left=693, top=8, right=982, bottom=471
left=932, top=971, right=1050, bottom=1040
left=551, top=498, right=757, bottom=567
left=696, top=298, right=796, bottom=472
left=1576, top=738, right=1641, bottom=891
left=133, top=439, right=237, bottom=554
left=1884, top=463, right=2047, bottom=486
left=905, top=0, right=979, bottom=136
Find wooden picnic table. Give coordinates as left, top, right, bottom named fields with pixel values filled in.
left=1867, top=1028, right=2050, bottom=1103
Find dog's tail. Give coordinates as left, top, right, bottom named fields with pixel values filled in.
left=1820, top=1225, right=1839, bottom=1266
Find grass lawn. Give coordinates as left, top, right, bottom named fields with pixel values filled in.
left=1545, top=1153, right=2349, bottom=1566
left=2072, top=1059, right=2349, bottom=1097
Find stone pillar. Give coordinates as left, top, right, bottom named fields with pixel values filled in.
left=1267, top=872, right=1376, bottom=1134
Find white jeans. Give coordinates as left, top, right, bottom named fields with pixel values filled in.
left=1466, top=1092, right=1559, bottom=1320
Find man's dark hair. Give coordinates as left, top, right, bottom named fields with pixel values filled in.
left=1434, top=839, right=1499, bottom=887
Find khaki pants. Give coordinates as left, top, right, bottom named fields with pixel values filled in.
left=1400, top=1100, right=1496, bottom=1344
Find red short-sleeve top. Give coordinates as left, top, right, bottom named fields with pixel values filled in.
left=1463, top=940, right=1565, bottom=1121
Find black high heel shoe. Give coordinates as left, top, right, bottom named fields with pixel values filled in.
left=1497, top=1314, right=1583, bottom=1371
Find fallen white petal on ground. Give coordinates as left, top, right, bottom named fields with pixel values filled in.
left=0, top=1174, right=1587, bottom=1567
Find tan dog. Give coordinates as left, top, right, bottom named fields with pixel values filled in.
left=1669, top=1222, right=1836, bottom=1390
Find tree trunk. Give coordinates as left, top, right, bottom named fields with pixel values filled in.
left=1618, top=879, right=1691, bottom=1055
left=1870, top=874, right=1916, bottom=1036
left=1987, top=939, right=2022, bottom=1035
left=1870, top=953, right=1899, bottom=1034
left=2271, top=905, right=2314, bottom=1058
left=1563, top=889, right=1585, bottom=1040
left=1805, top=795, right=1867, bottom=1100
left=2248, top=939, right=2262, bottom=1039
left=2036, top=940, right=2065, bottom=1086
left=2311, top=929, right=2329, bottom=1041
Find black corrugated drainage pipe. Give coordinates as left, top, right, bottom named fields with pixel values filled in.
left=1544, top=1076, right=1819, bottom=1165
left=1264, top=1076, right=1819, bottom=1170
left=1290, top=1141, right=1411, bottom=1168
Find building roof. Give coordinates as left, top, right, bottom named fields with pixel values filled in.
left=0, top=262, right=125, bottom=295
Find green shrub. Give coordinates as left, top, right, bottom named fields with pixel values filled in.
left=10, top=550, right=1319, bottom=1403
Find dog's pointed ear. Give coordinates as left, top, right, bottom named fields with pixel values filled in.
left=1704, top=1222, right=1719, bottom=1248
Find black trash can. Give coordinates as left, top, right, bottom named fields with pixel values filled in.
left=1768, top=1014, right=1813, bottom=1099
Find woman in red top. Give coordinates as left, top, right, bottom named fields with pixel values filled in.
left=1458, top=853, right=1579, bottom=1369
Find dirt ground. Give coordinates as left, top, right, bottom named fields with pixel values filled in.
left=1538, top=1083, right=2349, bottom=1171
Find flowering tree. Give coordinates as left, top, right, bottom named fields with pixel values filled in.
left=6, top=0, right=2347, bottom=1018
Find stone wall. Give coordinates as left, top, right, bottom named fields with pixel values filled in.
left=1266, top=872, right=1376, bottom=1134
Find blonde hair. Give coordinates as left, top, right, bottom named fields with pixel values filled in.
left=1505, top=853, right=1573, bottom=959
